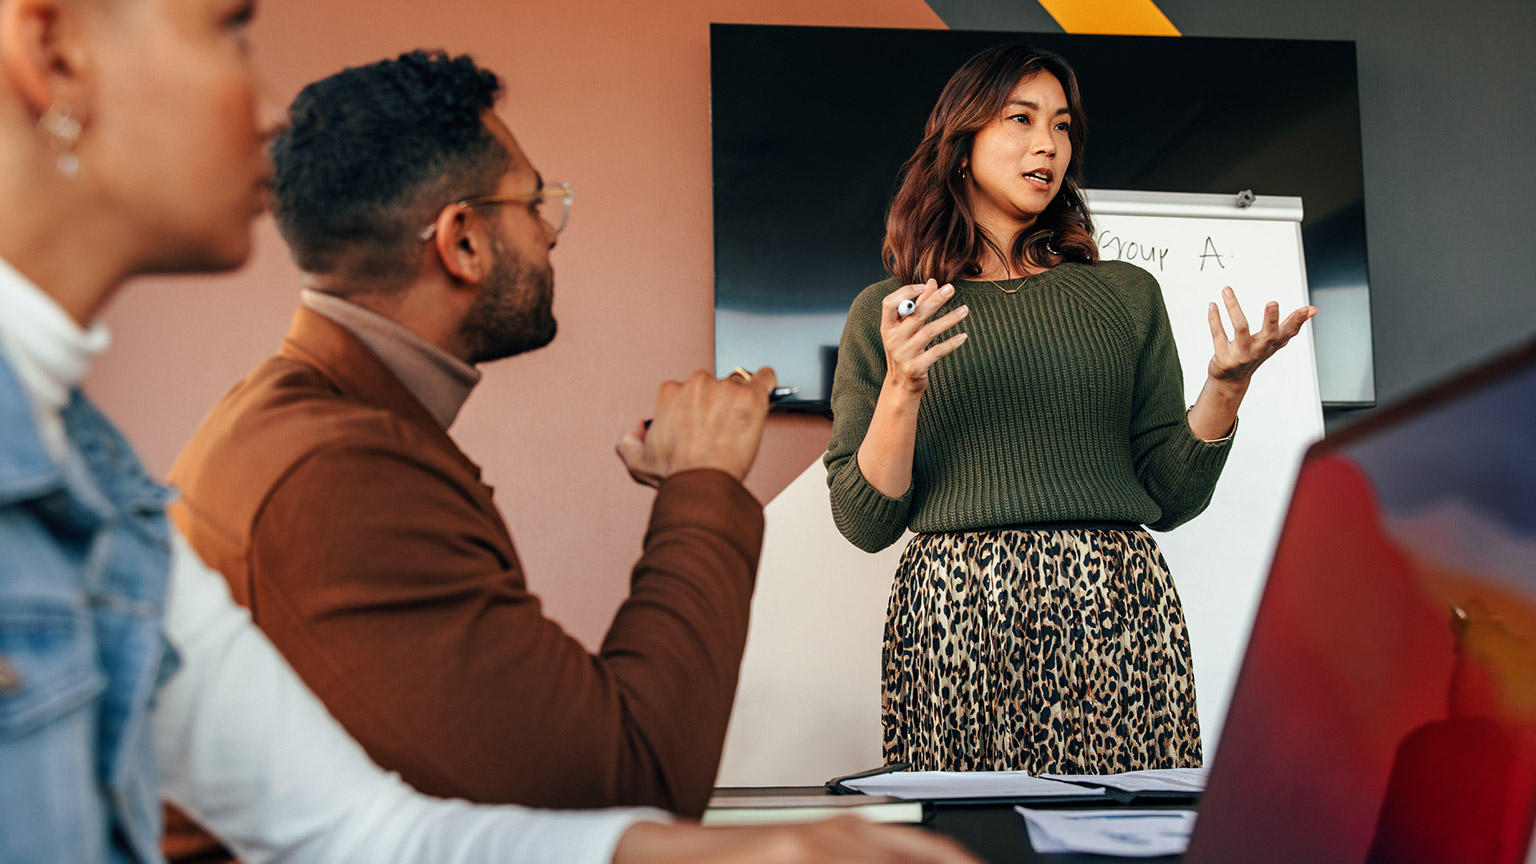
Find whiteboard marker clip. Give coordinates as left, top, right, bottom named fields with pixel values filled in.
left=1236, top=189, right=1256, bottom=209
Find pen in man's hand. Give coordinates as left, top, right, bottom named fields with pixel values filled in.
left=643, top=386, right=800, bottom=430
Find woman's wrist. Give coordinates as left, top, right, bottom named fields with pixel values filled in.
left=1186, top=407, right=1237, bottom=443
left=1201, top=371, right=1250, bottom=401
left=1189, top=376, right=1248, bottom=441
left=881, top=375, right=927, bottom=403
left=1199, top=374, right=1249, bottom=408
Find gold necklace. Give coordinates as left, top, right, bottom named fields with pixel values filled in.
left=989, top=271, right=1032, bottom=294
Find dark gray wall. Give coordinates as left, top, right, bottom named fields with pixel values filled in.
left=924, top=0, right=1536, bottom=413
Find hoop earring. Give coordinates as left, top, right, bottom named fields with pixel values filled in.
left=39, top=104, right=82, bottom=178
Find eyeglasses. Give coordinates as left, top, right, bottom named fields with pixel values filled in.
left=418, top=182, right=574, bottom=241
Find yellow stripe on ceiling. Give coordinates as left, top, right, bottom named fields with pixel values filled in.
left=1036, top=0, right=1182, bottom=36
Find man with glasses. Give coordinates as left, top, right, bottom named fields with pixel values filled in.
left=162, top=50, right=777, bottom=863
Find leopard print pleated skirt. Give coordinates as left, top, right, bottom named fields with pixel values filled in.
left=882, top=525, right=1203, bottom=773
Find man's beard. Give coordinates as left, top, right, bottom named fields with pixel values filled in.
left=458, top=235, right=557, bottom=365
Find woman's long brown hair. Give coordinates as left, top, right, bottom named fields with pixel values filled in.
left=882, top=44, right=1099, bottom=285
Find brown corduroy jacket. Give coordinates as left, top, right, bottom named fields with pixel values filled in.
left=162, top=307, right=764, bottom=863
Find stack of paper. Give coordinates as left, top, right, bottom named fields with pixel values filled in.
left=1017, top=807, right=1198, bottom=857
left=1041, top=767, right=1209, bottom=795
left=839, top=771, right=1107, bottom=801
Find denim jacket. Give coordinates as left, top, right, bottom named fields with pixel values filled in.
left=0, top=350, right=179, bottom=864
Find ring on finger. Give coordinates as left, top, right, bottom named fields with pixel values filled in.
left=728, top=366, right=754, bottom=383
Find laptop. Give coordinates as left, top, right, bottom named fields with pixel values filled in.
left=1186, top=336, right=1536, bottom=863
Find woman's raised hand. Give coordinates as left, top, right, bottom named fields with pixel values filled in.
left=880, top=278, right=970, bottom=394
left=1187, top=286, right=1316, bottom=441
left=1206, top=286, right=1316, bottom=385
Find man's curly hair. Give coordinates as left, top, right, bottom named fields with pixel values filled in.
left=270, top=50, right=510, bottom=286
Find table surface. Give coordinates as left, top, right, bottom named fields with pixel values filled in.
left=712, top=786, right=1194, bottom=863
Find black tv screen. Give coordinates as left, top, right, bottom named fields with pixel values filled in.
left=711, top=24, right=1374, bottom=409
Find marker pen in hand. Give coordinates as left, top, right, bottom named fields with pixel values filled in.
left=644, top=385, right=801, bottom=429
left=897, top=299, right=917, bottom=319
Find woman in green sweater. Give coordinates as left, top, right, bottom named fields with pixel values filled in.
left=824, top=44, right=1315, bottom=774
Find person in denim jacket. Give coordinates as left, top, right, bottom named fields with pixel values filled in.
left=0, top=296, right=179, bottom=861
left=0, top=0, right=986, bottom=863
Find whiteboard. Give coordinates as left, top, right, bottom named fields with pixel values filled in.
left=1086, top=189, right=1324, bottom=758
left=717, top=190, right=1324, bottom=785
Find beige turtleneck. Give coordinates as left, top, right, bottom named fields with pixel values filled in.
left=300, top=289, right=480, bottom=429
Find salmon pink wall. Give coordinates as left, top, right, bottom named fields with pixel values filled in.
left=88, top=0, right=943, bottom=645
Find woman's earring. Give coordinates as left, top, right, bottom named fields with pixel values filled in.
left=39, top=104, right=82, bottom=178
left=957, top=165, right=967, bottom=180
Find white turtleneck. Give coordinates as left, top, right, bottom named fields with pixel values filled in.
left=0, top=255, right=110, bottom=461
left=0, top=258, right=658, bottom=864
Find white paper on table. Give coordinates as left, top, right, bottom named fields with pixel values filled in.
left=841, top=771, right=1107, bottom=801
left=1040, top=767, right=1209, bottom=795
left=1017, top=808, right=1198, bottom=857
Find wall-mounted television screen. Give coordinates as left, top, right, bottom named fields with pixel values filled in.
left=711, top=24, right=1375, bottom=410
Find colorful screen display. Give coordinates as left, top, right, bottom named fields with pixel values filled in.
left=1190, top=342, right=1536, bottom=863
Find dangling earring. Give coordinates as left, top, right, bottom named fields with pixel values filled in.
left=39, top=104, right=82, bottom=178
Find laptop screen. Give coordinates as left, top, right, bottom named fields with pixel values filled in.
left=1187, top=339, right=1536, bottom=864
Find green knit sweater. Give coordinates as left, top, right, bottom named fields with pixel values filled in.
left=824, top=260, right=1233, bottom=553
